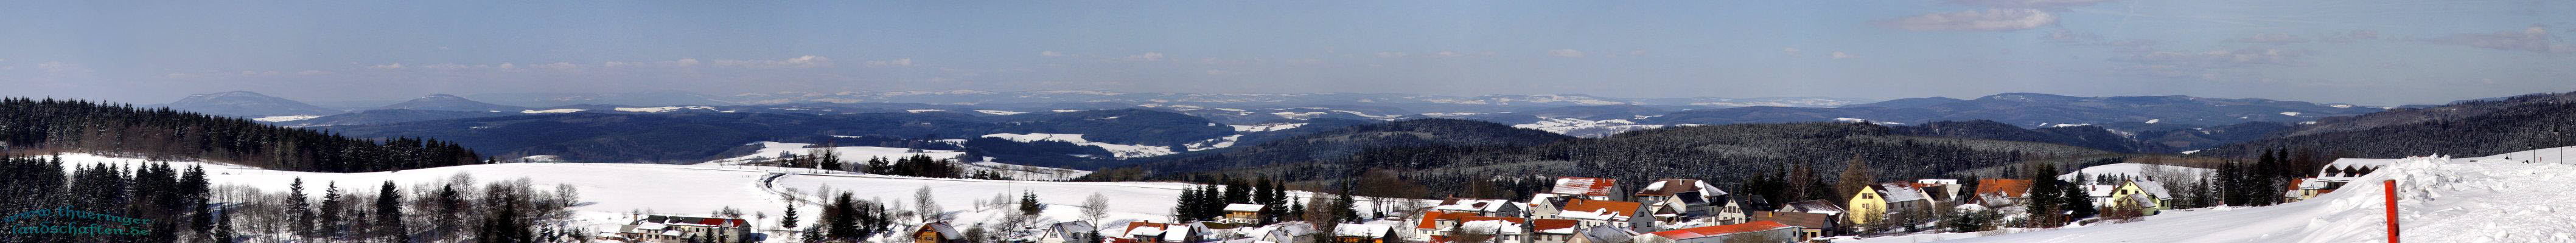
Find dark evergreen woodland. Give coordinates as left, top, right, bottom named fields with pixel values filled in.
left=0, top=98, right=484, bottom=173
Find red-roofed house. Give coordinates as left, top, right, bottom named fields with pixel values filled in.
left=1119, top=221, right=1197, bottom=243
left=1531, top=219, right=1583, bottom=243
left=1633, top=221, right=1800, bottom=243
left=1971, top=179, right=2036, bottom=207
left=1553, top=177, right=1626, bottom=201
left=616, top=214, right=753, bottom=242
left=1545, top=199, right=1650, bottom=233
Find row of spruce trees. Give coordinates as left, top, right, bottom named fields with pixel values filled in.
left=0, top=98, right=484, bottom=173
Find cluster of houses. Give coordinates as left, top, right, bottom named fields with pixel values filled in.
left=601, top=171, right=2229, bottom=242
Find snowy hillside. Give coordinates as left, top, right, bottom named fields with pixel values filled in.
left=40, top=153, right=1422, bottom=242
left=1857, top=146, right=2576, bottom=242
left=2056, top=163, right=2211, bottom=182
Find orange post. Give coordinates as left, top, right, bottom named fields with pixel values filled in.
left=2384, top=179, right=2399, bottom=243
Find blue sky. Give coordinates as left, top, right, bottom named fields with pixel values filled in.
left=2, top=0, right=2571, bottom=106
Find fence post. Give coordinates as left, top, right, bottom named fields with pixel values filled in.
left=2384, top=179, right=2398, bottom=243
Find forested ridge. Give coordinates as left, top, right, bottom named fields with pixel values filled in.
left=2199, top=91, right=2576, bottom=159
left=1, top=98, right=483, bottom=173
left=1089, top=120, right=2121, bottom=205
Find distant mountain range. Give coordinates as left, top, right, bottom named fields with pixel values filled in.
left=374, top=94, right=528, bottom=112
left=155, top=91, right=344, bottom=117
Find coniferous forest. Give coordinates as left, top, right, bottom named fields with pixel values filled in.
left=0, top=98, right=484, bottom=173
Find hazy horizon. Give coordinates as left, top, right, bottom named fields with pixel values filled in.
left=5, top=1, right=2572, bottom=106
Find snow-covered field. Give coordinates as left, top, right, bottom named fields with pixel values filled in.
left=36, top=153, right=1422, bottom=242
left=1846, top=146, right=2576, bottom=242
left=697, top=142, right=1091, bottom=180
left=1510, top=117, right=1668, bottom=138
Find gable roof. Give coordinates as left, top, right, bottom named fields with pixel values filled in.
left=1636, top=179, right=1725, bottom=197
left=1975, top=179, right=2036, bottom=197
left=1123, top=222, right=1188, bottom=238
left=1416, top=211, right=1474, bottom=230
left=1433, top=198, right=1518, bottom=212
left=1580, top=224, right=1640, bottom=243
left=1333, top=224, right=1394, bottom=238
left=921, top=222, right=963, bottom=239
left=1779, top=199, right=1845, bottom=214
left=1876, top=182, right=1927, bottom=202
left=2132, top=180, right=2173, bottom=198
left=1645, top=221, right=1795, bottom=239
left=1049, top=221, right=1096, bottom=239
left=1555, top=199, right=1642, bottom=221
left=1750, top=211, right=1834, bottom=229
left=635, top=215, right=750, bottom=228
left=1552, top=177, right=1621, bottom=197
left=1224, top=204, right=1265, bottom=212
left=1532, top=219, right=1582, bottom=234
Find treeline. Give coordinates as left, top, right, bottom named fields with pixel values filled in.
left=0, top=98, right=484, bottom=173
left=2200, top=91, right=2576, bottom=159
left=0, top=156, right=214, bottom=242
left=1170, top=177, right=1294, bottom=224
left=769, top=149, right=998, bottom=179
left=1114, top=122, right=2113, bottom=203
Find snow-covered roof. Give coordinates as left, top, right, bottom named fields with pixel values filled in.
left=2086, top=185, right=2118, bottom=197
left=1636, top=179, right=1726, bottom=197
left=1434, top=198, right=1518, bottom=212
left=2327, top=158, right=2399, bottom=168
left=1877, top=183, right=1928, bottom=202
left=1533, top=219, right=1581, bottom=234
left=1225, top=204, right=1265, bottom=212
left=2134, top=181, right=2173, bottom=198
left=1555, top=199, right=1641, bottom=221
left=1458, top=219, right=1525, bottom=234
left=1552, top=177, right=1620, bottom=197
left=1333, top=224, right=1394, bottom=238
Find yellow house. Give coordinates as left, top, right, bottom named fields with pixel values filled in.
left=2104, top=180, right=2171, bottom=214
left=1846, top=188, right=1887, bottom=225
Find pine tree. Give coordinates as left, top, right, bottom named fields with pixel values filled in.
left=319, top=182, right=345, bottom=239
left=2025, top=164, right=2064, bottom=227
left=1018, top=191, right=1044, bottom=216
left=377, top=181, right=408, bottom=242
left=291, top=177, right=313, bottom=238
left=781, top=202, right=801, bottom=231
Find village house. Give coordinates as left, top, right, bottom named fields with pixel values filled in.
left=1530, top=219, right=1583, bottom=243
left=1433, top=197, right=1527, bottom=217
left=913, top=221, right=967, bottom=243
left=613, top=214, right=753, bottom=242
left=1750, top=211, right=1838, bottom=241
left=1543, top=198, right=1653, bottom=233
left=1428, top=216, right=1528, bottom=243
left=1553, top=177, right=1627, bottom=201
left=1775, top=199, right=1846, bottom=219
left=1913, top=179, right=1964, bottom=202
left=1332, top=223, right=1401, bottom=243
left=1224, top=204, right=1266, bottom=223
left=1252, top=222, right=1321, bottom=243
left=1632, top=179, right=1743, bottom=227
left=2085, top=180, right=2173, bottom=214
left=1037, top=221, right=1097, bottom=243
left=2289, top=158, right=2391, bottom=202
left=1632, top=221, right=1801, bottom=243
left=1970, top=179, right=2035, bottom=208
left=1846, top=182, right=1930, bottom=225
left=1574, top=224, right=1641, bottom=243
left=1117, top=221, right=1198, bottom=243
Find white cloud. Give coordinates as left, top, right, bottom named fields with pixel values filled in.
left=1877, top=9, right=2056, bottom=32
left=296, top=70, right=330, bottom=75
left=369, top=63, right=405, bottom=70
left=714, top=55, right=835, bottom=68
left=2423, top=25, right=2574, bottom=53
left=1041, top=50, right=1065, bottom=57
left=1375, top=52, right=1409, bottom=58
left=1781, top=47, right=1802, bottom=55
left=1548, top=49, right=1586, bottom=58
left=865, top=58, right=915, bottom=67
left=1434, top=51, right=1463, bottom=57
left=1122, top=52, right=1166, bottom=61
left=1830, top=52, right=1856, bottom=59
left=1946, top=0, right=2115, bottom=9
